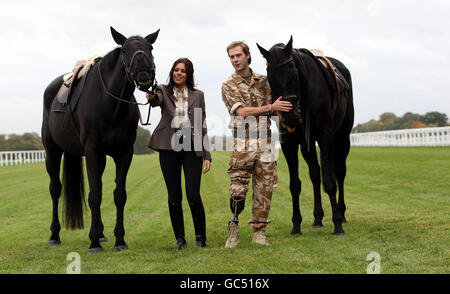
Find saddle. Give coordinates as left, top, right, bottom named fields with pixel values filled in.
left=309, top=49, right=349, bottom=91
left=51, top=54, right=103, bottom=113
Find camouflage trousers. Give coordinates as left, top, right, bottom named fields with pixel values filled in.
left=228, top=138, right=278, bottom=232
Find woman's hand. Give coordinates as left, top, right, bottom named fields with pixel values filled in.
left=203, top=160, right=211, bottom=174
left=146, top=92, right=156, bottom=101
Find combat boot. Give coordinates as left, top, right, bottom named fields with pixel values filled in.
left=252, top=230, right=270, bottom=246
left=225, top=221, right=240, bottom=248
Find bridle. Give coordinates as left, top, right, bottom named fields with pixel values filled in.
left=270, top=50, right=312, bottom=151
left=97, top=43, right=158, bottom=125
left=120, top=44, right=158, bottom=94
left=268, top=56, right=302, bottom=133
left=273, top=57, right=293, bottom=68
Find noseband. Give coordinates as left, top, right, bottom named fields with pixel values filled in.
left=121, top=41, right=157, bottom=93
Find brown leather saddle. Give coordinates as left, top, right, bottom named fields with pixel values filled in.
left=310, top=49, right=349, bottom=91
left=51, top=60, right=90, bottom=113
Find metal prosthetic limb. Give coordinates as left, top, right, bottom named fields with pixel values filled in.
left=229, top=197, right=245, bottom=225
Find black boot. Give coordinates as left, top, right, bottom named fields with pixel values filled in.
left=168, top=202, right=185, bottom=250
left=189, top=198, right=206, bottom=248
left=176, top=237, right=186, bottom=251
left=195, top=235, right=206, bottom=248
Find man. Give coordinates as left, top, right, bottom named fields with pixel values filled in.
left=221, top=41, right=292, bottom=248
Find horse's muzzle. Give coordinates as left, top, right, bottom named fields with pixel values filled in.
left=280, top=94, right=301, bottom=128
left=135, top=71, right=156, bottom=91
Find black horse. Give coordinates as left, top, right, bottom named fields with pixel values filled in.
left=42, top=27, right=159, bottom=252
left=257, top=37, right=354, bottom=235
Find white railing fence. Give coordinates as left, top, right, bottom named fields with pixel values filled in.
left=0, top=150, right=46, bottom=167
left=350, top=126, right=450, bottom=147
left=0, top=127, right=449, bottom=166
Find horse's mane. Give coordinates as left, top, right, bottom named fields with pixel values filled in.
left=297, top=49, right=336, bottom=93
left=291, top=49, right=310, bottom=110
left=99, top=47, right=121, bottom=70
left=104, top=47, right=121, bottom=60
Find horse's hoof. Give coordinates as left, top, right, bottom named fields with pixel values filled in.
left=290, top=226, right=302, bottom=235
left=113, top=245, right=129, bottom=252
left=312, top=221, right=324, bottom=228
left=99, top=237, right=108, bottom=243
left=88, top=247, right=104, bottom=254
left=48, top=239, right=61, bottom=246
left=333, top=231, right=345, bottom=236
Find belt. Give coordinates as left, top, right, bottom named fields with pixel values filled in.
left=233, top=129, right=271, bottom=139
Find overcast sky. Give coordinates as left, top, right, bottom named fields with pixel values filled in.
left=0, top=0, right=449, bottom=136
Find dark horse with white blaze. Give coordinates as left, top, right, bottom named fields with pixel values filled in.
left=42, top=27, right=159, bottom=252
left=257, top=37, right=354, bottom=236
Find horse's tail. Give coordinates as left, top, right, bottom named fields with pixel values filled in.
left=62, top=152, right=86, bottom=230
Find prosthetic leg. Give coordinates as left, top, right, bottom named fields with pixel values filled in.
left=225, top=197, right=245, bottom=248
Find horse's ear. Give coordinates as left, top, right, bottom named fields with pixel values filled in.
left=257, top=43, right=270, bottom=60
left=145, top=29, right=160, bottom=45
left=284, top=36, right=293, bottom=54
left=110, top=26, right=127, bottom=46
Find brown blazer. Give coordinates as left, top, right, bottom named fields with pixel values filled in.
left=147, top=84, right=212, bottom=161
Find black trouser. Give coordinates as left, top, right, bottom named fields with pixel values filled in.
left=159, top=149, right=206, bottom=242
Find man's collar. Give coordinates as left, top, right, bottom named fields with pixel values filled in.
left=232, top=68, right=260, bottom=84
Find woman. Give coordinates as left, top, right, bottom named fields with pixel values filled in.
left=146, top=58, right=211, bottom=251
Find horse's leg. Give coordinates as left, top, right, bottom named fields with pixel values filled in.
left=318, top=136, right=344, bottom=235
left=334, top=131, right=351, bottom=224
left=85, top=153, right=106, bottom=253
left=45, top=142, right=64, bottom=245
left=111, top=148, right=133, bottom=252
left=299, top=141, right=324, bottom=228
left=281, top=141, right=302, bottom=235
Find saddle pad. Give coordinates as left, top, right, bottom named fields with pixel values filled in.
left=51, top=67, right=90, bottom=113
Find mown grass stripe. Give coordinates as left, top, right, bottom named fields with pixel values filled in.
left=0, top=147, right=448, bottom=273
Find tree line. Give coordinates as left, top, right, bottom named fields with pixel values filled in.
left=353, top=111, right=449, bottom=133
left=0, top=133, right=43, bottom=151
left=3, top=112, right=447, bottom=150
left=0, top=127, right=153, bottom=154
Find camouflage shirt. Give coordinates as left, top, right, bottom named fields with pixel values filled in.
left=222, top=69, right=272, bottom=132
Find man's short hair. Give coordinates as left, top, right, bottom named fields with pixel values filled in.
left=226, top=41, right=251, bottom=65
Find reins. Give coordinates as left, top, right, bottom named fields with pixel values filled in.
left=97, top=59, right=155, bottom=125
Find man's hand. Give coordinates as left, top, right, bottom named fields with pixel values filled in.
left=271, top=96, right=292, bottom=112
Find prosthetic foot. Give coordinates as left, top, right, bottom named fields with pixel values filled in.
left=225, top=197, right=245, bottom=248
left=225, top=218, right=240, bottom=248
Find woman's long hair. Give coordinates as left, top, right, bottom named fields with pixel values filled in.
left=167, top=58, right=196, bottom=91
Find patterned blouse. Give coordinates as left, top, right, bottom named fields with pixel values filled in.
left=172, top=86, right=191, bottom=129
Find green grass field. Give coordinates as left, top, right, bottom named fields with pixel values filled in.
left=0, top=147, right=448, bottom=274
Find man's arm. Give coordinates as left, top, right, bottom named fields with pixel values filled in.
left=235, top=96, right=292, bottom=118
left=234, top=104, right=271, bottom=118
